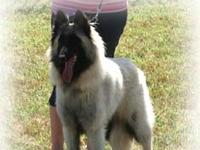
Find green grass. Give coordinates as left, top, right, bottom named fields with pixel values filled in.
left=11, top=3, right=187, bottom=150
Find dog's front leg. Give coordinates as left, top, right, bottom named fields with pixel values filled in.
left=63, top=125, right=80, bottom=150
left=87, top=128, right=105, bottom=150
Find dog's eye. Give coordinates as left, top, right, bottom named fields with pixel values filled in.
left=59, top=47, right=68, bottom=58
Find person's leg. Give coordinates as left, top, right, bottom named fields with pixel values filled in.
left=50, top=106, right=64, bottom=150
left=50, top=13, right=65, bottom=150
left=49, top=87, right=64, bottom=150
left=96, top=10, right=128, bottom=58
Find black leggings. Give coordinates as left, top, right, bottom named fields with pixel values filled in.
left=49, top=10, right=127, bottom=106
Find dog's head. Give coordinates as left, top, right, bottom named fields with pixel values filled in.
left=50, top=11, right=99, bottom=84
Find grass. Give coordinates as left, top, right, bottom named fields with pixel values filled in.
left=116, top=5, right=187, bottom=149
left=10, top=3, right=187, bottom=150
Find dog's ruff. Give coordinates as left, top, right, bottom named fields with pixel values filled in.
left=48, top=10, right=154, bottom=150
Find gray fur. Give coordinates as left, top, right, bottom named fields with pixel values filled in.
left=48, top=12, right=154, bottom=150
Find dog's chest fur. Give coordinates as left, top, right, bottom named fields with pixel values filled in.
left=56, top=86, right=102, bottom=130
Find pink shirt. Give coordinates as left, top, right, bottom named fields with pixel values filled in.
left=52, top=0, right=128, bottom=16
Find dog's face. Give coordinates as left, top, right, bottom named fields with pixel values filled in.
left=51, top=11, right=96, bottom=83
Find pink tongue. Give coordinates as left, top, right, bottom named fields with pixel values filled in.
left=62, top=56, right=77, bottom=83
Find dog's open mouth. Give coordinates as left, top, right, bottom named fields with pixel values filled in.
left=62, top=56, right=77, bottom=83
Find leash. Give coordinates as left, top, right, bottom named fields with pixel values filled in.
left=90, top=0, right=104, bottom=23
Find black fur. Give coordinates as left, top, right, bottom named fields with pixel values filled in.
left=51, top=11, right=96, bottom=82
left=105, top=117, right=114, bottom=140
left=74, top=10, right=91, bottom=38
left=124, top=122, right=139, bottom=142
left=52, top=10, right=69, bottom=43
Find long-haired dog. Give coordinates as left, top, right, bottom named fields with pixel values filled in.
left=48, top=10, right=154, bottom=150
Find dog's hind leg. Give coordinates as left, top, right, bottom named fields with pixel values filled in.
left=125, top=119, right=153, bottom=150
left=139, top=134, right=152, bottom=150
left=109, top=125, right=132, bottom=150
left=126, top=77, right=154, bottom=150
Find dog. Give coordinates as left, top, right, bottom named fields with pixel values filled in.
left=48, top=10, right=155, bottom=150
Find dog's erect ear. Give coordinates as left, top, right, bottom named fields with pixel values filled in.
left=52, top=11, right=69, bottom=43
left=54, top=10, right=69, bottom=28
left=74, top=10, right=91, bottom=37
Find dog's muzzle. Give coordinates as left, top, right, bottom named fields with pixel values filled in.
left=58, top=47, right=77, bottom=83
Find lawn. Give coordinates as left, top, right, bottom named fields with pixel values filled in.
left=10, top=2, right=187, bottom=150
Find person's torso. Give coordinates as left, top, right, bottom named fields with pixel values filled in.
left=52, top=0, right=128, bottom=15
